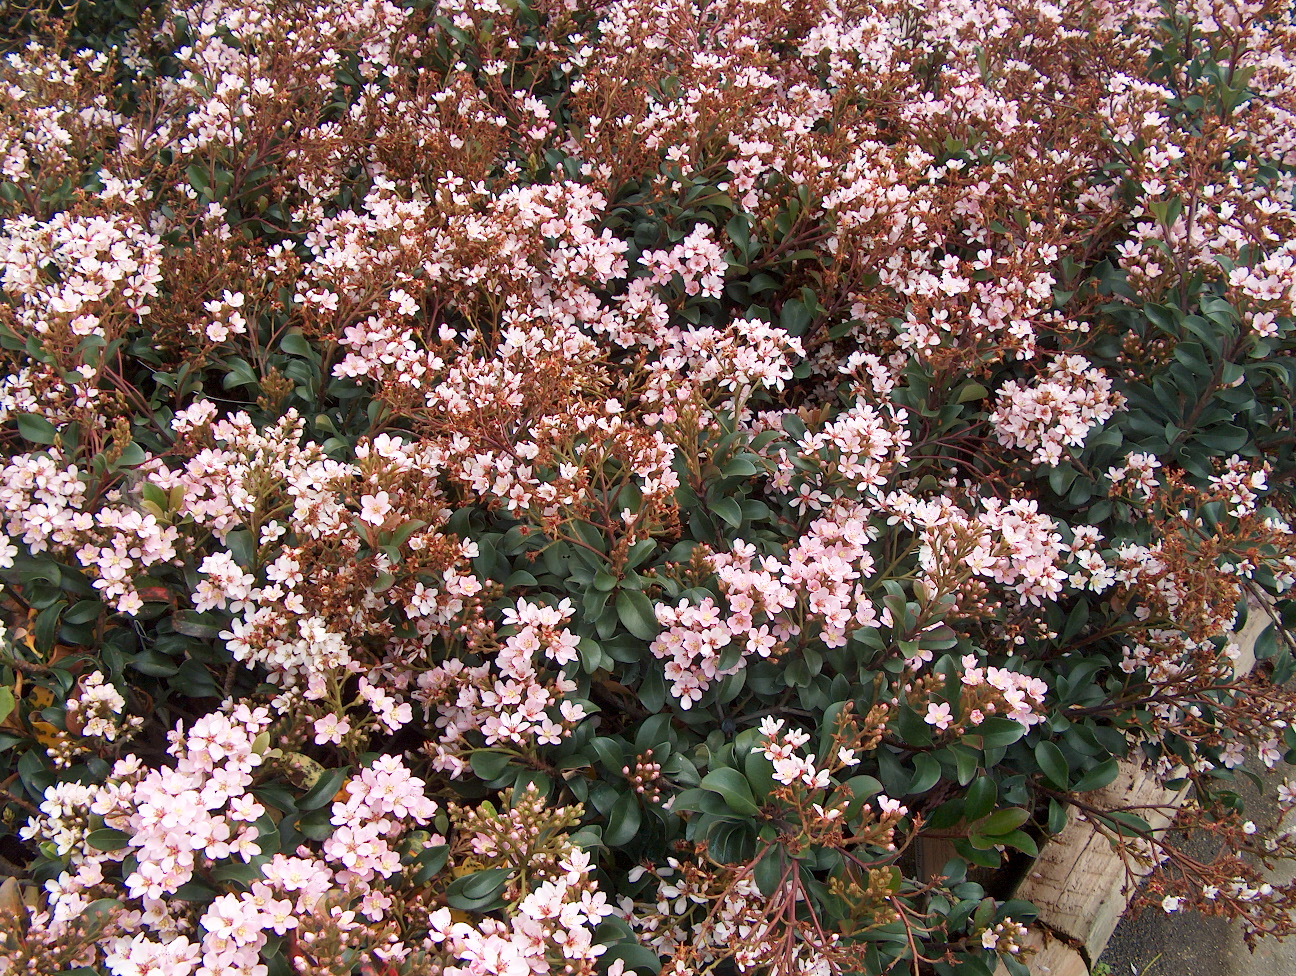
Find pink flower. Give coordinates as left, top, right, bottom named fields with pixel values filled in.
left=314, top=714, right=350, bottom=746
left=924, top=702, right=954, bottom=731
left=358, top=491, right=392, bottom=525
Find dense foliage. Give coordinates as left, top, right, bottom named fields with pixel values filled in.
left=3, top=0, right=1296, bottom=974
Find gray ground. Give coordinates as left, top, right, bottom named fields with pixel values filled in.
left=1096, top=766, right=1296, bottom=976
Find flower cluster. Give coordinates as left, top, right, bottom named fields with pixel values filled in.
left=419, top=597, right=591, bottom=775
left=990, top=355, right=1126, bottom=466
left=4, top=0, right=1296, bottom=973
left=15, top=703, right=619, bottom=976
left=921, top=656, right=1050, bottom=733
left=652, top=502, right=884, bottom=705
left=638, top=224, right=729, bottom=300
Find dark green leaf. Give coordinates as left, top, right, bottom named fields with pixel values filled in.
left=616, top=590, right=660, bottom=641
left=1046, top=798, right=1070, bottom=835
left=446, top=868, right=511, bottom=910
left=601, top=942, right=663, bottom=976
left=297, top=766, right=351, bottom=811
left=743, top=750, right=777, bottom=800
left=973, top=807, right=1030, bottom=837
left=280, top=331, right=314, bottom=358
left=16, top=414, right=57, bottom=445
left=1071, top=758, right=1119, bottom=792
left=908, top=753, right=942, bottom=796
left=173, top=880, right=218, bottom=903
left=710, top=497, right=743, bottom=527
left=753, top=847, right=785, bottom=895
left=839, top=775, right=883, bottom=819
left=963, top=776, right=997, bottom=823
left=604, top=791, right=642, bottom=847
left=1034, top=741, right=1069, bottom=790
left=86, top=828, right=131, bottom=851
left=722, top=455, right=759, bottom=478
left=993, top=829, right=1038, bottom=856
left=699, top=767, right=760, bottom=816
left=969, top=717, right=1025, bottom=750
left=414, top=844, right=450, bottom=884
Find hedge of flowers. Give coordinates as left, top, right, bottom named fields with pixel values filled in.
left=3, top=0, right=1296, bottom=973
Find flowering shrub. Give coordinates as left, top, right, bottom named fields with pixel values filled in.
left=4, top=0, right=1296, bottom=974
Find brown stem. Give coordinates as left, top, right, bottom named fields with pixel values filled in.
left=0, top=785, right=39, bottom=815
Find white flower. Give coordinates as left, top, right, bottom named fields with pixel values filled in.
left=359, top=491, right=392, bottom=526
left=759, top=715, right=785, bottom=738
left=876, top=795, right=908, bottom=817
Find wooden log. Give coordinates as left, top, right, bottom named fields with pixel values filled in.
left=1008, top=928, right=1089, bottom=976
left=1016, top=763, right=1186, bottom=961
left=995, top=597, right=1273, bottom=974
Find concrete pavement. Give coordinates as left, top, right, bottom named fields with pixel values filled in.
left=1095, top=766, right=1296, bottom=976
